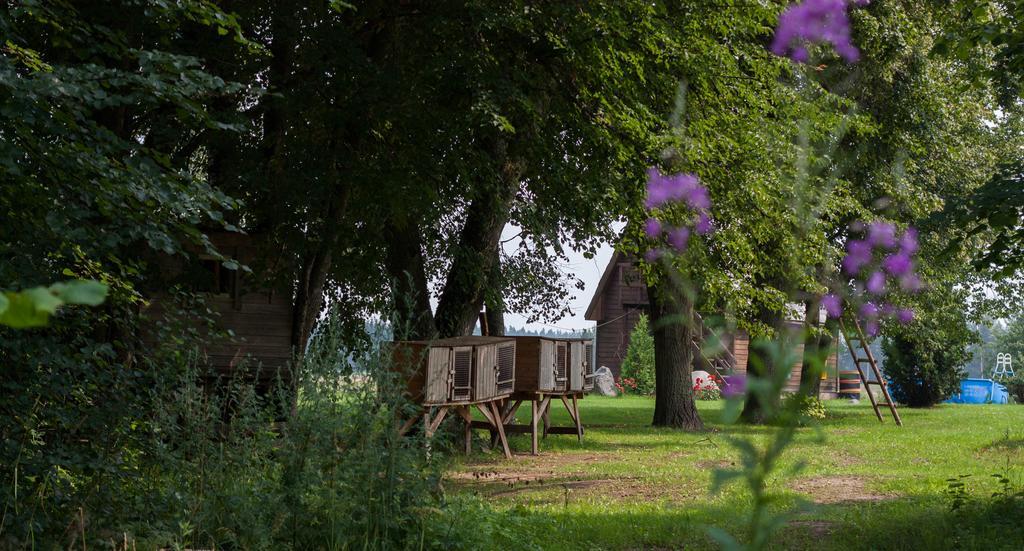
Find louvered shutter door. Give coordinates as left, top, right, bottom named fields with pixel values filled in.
left=451, top=347, right=473, bottom=402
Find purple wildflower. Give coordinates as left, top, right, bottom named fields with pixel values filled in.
left=899, top=227, right=919, bottom=255
left=864, top=319, right=880, bottom=337
left=771, top=0, right=861, bottom=64
left=722, top=374, right=747, bottom=399
left=644, top=249, right=663, bottom=263
left=867, top=221, right=897, bottom=249
left=695, top=211, right=713, bottom=235
left=899, top=273, right=922, bottom=292
left=645, top=168, right=706, bottom=210
left=644, top=218, right=662, bottom=238
left=881, top=252, right=912, bottom=277
left=842, top=240, right=873, bottom=275
left=897, top=308, right=914, bottom=324
left=860, top=301, right=879, bottom=319
left=667, top=226, right=691, bottom=251
left=686, top=186, right=711, bottom=211
left=822, top=293, right=843, bottom=318
left=866, top=270, right=886, bottom=295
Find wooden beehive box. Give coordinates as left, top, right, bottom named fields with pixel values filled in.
left=568, top=340, right=595, bottom=392
left=513, top=336, right=577, bottom=393
left=392, top=337, right=515, bottom=405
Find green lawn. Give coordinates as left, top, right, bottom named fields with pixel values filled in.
left=448, top=396, right=1024, bottom=550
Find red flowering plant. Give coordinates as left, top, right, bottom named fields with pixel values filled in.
left=692, top=377, right=722, bottom=401
left=615, top=377, right=639, bottom=396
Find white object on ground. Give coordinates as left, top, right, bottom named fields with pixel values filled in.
left=593, top=366, right=618, bottom=397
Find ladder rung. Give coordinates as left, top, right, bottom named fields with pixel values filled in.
left=865, top=380, right=885, bottom=385
left=855, top=358, right=873, bottom=363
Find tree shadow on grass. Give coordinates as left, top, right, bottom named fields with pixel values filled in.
left=482, top=492, right=989, bottom=550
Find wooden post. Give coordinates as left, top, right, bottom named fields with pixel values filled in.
left=489, top=401, right=512, bottom=458
left=531, top=399, right=539, bottom=455
left=572, top=394, right=583, bottom=442
left=542, top=397, right=551, bottom=438
left=423, top=409, right=433, bottom=459
left=464, top=408, right=473, bottom=455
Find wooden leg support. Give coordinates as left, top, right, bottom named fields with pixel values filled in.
left=454, top=406, right=474, bottom=455
left=572, top=394, right=583, bottom=443
left=489, top=401, right=512, bottom=459
left=541, top=397, right=551, bottom=439
left=530, top=399, right=539, bottom=455
left=491, top=399, right=522, bottom=449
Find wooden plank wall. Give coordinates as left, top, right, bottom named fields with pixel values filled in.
left=143, top=291, right=293, bottom=384
left=729, top=332, right=840, bottom=392
left=204, top=293, right=293, bottom=378
left=594, top=261, right=649, bottom=377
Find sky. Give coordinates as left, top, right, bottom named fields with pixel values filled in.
left=500, top=223, right=619, bottom=333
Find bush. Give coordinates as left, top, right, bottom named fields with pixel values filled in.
left=1005, top=373, right=1024, bottom=404
left=782, top=393, right=827, bottom=425
left=620, top=314, right=656, bottom=394
left=881, top=297, right=972, bottom=407
left=2, top=305, right=453, bottom=549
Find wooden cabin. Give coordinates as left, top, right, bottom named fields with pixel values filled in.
left=585, top=251, right=839, bottom=395
left=143, top=232, right=295, bottom=389
left=392, top=336, right=516, bottom=405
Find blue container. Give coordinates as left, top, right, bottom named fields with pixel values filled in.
left=947, top=378, right=1009, bottom=404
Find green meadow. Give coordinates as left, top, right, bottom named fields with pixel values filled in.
left=450, top=396, right=1024, bottom=550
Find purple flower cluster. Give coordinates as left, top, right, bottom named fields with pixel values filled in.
left=721, top=374, right=747, bottom=399
left=823, top=221, right=921, bottom=336
left=771, top=0, right=869, bottom=64
left=643, top=167, right=713, bottom=257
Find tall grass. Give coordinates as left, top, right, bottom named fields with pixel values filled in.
left=125, top=306, right=451, bottom=550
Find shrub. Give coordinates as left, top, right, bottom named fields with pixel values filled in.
left=1, top=305, right=452, bottom=549
left=128, top=307, right=448, bottom=550
left=1005, top=373, right=1024, bottom=404
left=881, top=296, right=972, bottom=407
left=782, top=393, right=827, bottom=424
left=620, top=313, right=656, bottom=394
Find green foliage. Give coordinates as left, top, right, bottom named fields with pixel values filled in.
left=942, top=465, right=1024, bottom=546
left=1, top=307, right=450, bottom=549
left=1004, top=373, right=1024, bottom=404
left=782, top=393, right=828, bottom=425
left=993, top=316, right=1024, bottom=370
left=882, top=290, right=974, bottom=407
left=0, top=280, right=107, bottom=328
left=620, top=314, right=656, bottom=395
left=711, top=340, right=822, bottom=551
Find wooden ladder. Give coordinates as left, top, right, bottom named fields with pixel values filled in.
left=692, top=312, right=737, bottom=381
left=838, top=316, right=902, bottom=426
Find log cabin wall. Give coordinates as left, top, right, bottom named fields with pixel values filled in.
left=142, top=232, right=295, bottom=388
left=587, top=252, right=650, bottom=378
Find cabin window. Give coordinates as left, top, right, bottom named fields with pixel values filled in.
left=197, top=258, right=236, bottom=296
left=620, top=264, right=642, bottom=287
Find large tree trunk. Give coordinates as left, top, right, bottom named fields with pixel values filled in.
left=648, top=280, right=703, bottom=430
left=740, top=308, right=786, bottom=424
left=484, top=246, right=505, bottom=336
left=291, top=185, right=350, bottom=352
left=384, top=219, right=435, bottom=341
left=433, top=142, right=520, bottom=338
left=799, top=299, right=831, bottom=397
